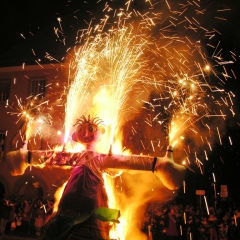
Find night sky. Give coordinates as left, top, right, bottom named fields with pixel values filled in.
left=1, top=0, right=239, bottom=54
left=0, top=0, right=71, bottom=54
left=0, top=0, right=115, bottom=55
left=1, top=0, right=240, bottom=201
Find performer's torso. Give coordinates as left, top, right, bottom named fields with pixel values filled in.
left=58, top=151, right=108, bottom=213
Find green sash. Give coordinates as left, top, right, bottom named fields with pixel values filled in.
left=44, top=207, right=120, bottom=240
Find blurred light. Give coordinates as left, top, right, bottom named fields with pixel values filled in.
left=204, top=64, right=211, bottom=71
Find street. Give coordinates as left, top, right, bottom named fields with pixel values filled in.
left=0, top=235, right=39, bottom=240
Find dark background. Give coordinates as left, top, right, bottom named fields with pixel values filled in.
left=1, top=0, right=239, bottom=55
left=0, top=0, right=240, bottom=202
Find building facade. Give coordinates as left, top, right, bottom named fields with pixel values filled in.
left=0, top=63, right=72, bottom=200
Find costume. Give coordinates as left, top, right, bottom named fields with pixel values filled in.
left=6, top=115, right=186, bottom=240
left=43, top=150, right=119, bottom=240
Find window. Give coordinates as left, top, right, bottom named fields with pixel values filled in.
left=30, top=78, right=47, bottom=97
left=0, top=132, right=5, bottom=160
left=0, top=79, right=10, bottom=102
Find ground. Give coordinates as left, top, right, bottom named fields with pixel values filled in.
left=0, top=235, right=39, bottom=240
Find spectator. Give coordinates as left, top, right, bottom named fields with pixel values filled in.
left=38, top=200, right=46, bottom=222
left=208, top=213, right=218, bottom=240
left=0, top=198, right=11, bottom=236
left=35, top=213, right=44, bottom=238
left=166, top=208, right=180, bottom=240
left=44, top=200, right=53, bottom=224
left=2, top=193, right=240, bottom=240
left=17, top=200, right=25, bottom=214
left=11, top=196, right=19, bottom=208
left=227, top=219, right=237, bottom=240
left=15, top=212, right=23, bottom=236
left=160, top=207, right=169, bottom=240
left=200, top=216, right=210, bottom=240
left=28, top=202, right=39, bottom=237
left=185, top=214, right=198, bottom=240
left=218, top=223, right=228, bottom=240
left=198, top=223, right=208, bottom=240
left=9, top=206, right=16, bottom=236
left=22, top=200, right=31, bottom=236
left=154, top=208, right=168, bottom=240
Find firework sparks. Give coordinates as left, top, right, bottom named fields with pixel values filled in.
left=63, top=0, right=237, bottom=158
left=204, top=195, right=209, bottom=215
left=56, top=2, right=237, bottom=237
left=7, top=95, right=50, bottom=141
left=64, top=24, right=153, bottom=149
left=7, top=0, right=238, bottom=239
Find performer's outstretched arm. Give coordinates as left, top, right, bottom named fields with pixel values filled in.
left=6, top=141, right=186, bottom=190
left=100, top=146, right=186, bottom=190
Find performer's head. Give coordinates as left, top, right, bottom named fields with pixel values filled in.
left=72, top=115, right=105, bottom=149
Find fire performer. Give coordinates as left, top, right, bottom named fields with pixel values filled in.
left=6, top=115, right=186, bottom=240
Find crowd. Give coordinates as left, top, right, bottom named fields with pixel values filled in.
left=0, top=195, right=54, bottom=238
left=141, top=200, right=240, bottom=240
left=1, top=194, right=240, bottom=239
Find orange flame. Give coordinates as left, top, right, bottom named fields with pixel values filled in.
left=53, top=181, right=68, bottom=213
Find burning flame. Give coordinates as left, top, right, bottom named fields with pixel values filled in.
left=6, top=0, right=238, bottom=239
left=53, top=181, right=68, bottom=213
